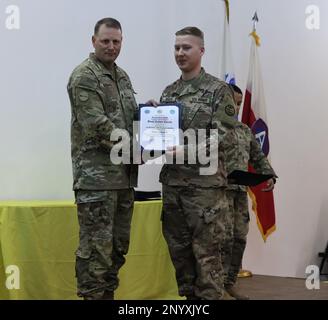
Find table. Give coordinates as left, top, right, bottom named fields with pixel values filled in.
left=0, top=200, right=180, bottom=300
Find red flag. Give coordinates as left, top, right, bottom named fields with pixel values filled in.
left=241, top=22, right=276, bottom=242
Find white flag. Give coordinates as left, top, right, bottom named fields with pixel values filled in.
left=220, top=0, right=235, bottom=84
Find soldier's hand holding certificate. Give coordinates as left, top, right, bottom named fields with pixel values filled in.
left=139, top=104, right=182, bottom=151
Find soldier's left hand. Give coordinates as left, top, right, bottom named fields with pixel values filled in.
left=262, top=178, right=275, bottom=192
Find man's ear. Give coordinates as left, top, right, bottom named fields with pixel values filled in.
left=200, top=47, right=205, bottom=57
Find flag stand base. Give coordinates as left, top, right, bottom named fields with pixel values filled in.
left=237, top=269, right=253, bottom=278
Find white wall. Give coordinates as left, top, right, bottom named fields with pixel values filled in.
left=0, top=0, right=327, bottom=278
left=228, top=0, right=328, bottom=278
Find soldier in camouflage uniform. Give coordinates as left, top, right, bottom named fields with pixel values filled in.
left=152, top=27, right=237, bottom=300
left=222, top=84, right=277, bottom=300
left=67, top=18, right=138, bottom=300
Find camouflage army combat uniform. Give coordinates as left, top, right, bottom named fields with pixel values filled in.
left=67, top=53, right=138, bottom=299
left=222, top=122, right=277, bottom=288
left=159, top=68, right=237, bottom=300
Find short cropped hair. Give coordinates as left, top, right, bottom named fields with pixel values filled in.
left=94, top=17, right=122, bottom=35
left=175, top=26, right=204, bottom=46
left=229, top=84, right=243, bottom=95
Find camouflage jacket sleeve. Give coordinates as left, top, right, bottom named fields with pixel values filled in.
left=196, top=84, right=238, bottom=161
left=69, top=70, right=116, bottom=151
left=212, top=84, right=238, bottom=133
left=221, top=128, right=238, bottom=175
left=249, top=128, right=277, bottom=177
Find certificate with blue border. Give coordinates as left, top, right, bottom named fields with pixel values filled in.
left=139, top=104, right=182, bottom=151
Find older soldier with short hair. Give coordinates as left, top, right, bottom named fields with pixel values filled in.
left=67, top=17, right=138, bottom=300
left=150, top=26, right=238, bottom=300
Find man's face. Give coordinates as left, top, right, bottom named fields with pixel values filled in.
left=234, top=92, right=243, bottom=115
left=92, top=25, right=122, bottom=66
left=174, top=35, right=204, bottom=73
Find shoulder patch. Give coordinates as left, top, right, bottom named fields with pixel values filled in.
left=225, top=105, right=235, bottom=117
left=78, top=90, right=89, bottom=102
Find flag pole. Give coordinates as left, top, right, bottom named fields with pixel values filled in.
left=223, top=0, right=230, bottom=24
left=237, top=11, right=261, bottom=280
left=250, top=11, right=261, bottom=46
left=252, top=11, right=258, bottom=31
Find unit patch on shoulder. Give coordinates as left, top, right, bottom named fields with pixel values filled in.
left=225, top=105, right=235, bottom=117
left=78, top=91, right=89, bottom=102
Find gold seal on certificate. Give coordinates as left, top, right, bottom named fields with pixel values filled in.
left=139, top=104, right=181, bottom=151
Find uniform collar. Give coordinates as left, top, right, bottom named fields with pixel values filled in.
left=176, top=68, right=206, bottom=96
left=182, top=68, right=205, bottom=85
left=89, top=53, right=117, bottom=79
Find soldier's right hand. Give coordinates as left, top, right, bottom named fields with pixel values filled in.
left=145, top=99, right=159, bottom=106
left=262, top=178, right=275, bottom=192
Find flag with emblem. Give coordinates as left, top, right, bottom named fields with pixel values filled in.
left=241, top=13, right=276, bottom=241
left=220, top=0, right=235, bottom=84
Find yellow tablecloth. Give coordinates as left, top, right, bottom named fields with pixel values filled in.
left=0, top=200, right=180, bottom=300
